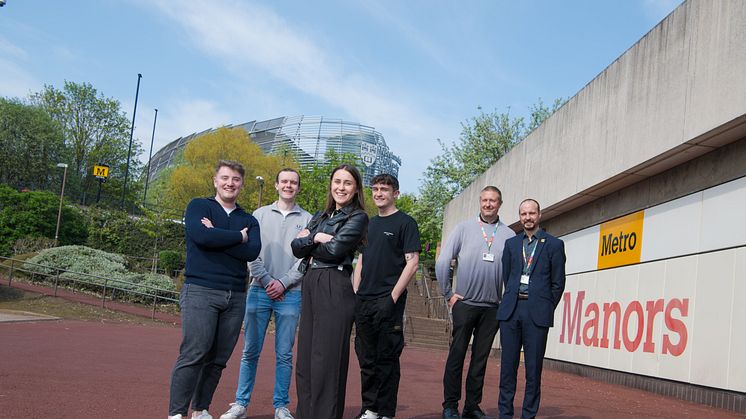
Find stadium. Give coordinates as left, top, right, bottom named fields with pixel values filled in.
left=146, top=115, right=401, bottom=186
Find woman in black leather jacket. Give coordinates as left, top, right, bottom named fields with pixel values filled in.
left=291, top=164, right=369, bottom=419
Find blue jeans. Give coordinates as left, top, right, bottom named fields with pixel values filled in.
left=235, top=286, right=301, bottom=408
left=168, top=283, right=246, bottom=416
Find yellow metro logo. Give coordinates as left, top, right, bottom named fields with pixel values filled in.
left=93, top=165, right=109, bottom=178
left=597, top=210, right=644, bottom=269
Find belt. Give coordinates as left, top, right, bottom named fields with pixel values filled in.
left=518, top=293, right=529, bottom=300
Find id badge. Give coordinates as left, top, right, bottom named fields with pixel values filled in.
left=482, top=253, right=495, bottom=262
left=520, top=274, right=530, bottom=285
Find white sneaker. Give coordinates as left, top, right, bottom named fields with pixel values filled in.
left=274, top=406, right=295, bottom=419
left=357, top=410, right=379, bottom=419
left=220, top=403, right=247, bottom=419
left=168, top=415, right=183, bottom=419
left=192, top=410, right=213, bottom=419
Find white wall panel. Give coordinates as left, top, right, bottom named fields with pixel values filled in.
left=689, top=251, right=734, bottom=388
left=563, top=226, right=599, bottom=274
left=657, top=257, right=696, bottom=384
left=700, top=176, right=746, bottom=251
left=727, top=247, right=746, bottom=392
left=641, top=192, right=702, bottom=261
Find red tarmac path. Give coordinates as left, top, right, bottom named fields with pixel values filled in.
left=0, top=281, right=742, bottom=418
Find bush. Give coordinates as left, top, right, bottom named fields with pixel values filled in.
left=0, top=184, right=88, bottom=256
left=159, top=250, right=183, bottom=277
left=13, top=236, right=55, bottom=255
left=23, top=245, right=176, bottom=303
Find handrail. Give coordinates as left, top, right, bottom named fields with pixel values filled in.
left=0, top=255, right=179, bottom=319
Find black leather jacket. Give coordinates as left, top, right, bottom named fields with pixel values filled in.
left=291, top=204, right=368, bottom=270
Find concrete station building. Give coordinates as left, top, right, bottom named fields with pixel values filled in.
left=441, top=0, right=746, bottom=413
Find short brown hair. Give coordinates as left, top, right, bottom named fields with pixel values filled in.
left=370, top=173, right=399, bottom=191
left=481, top=185, right=503, bottom=203
left=215, top=160, right=245, bottom=178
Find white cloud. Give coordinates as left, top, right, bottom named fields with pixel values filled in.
left=0, top=36, right=28, bottom=59
left=144, top=0, right=450, bottom=191
left=147, top=98, right=234, bottom=154
left=0, top=58, right=40, bottom=99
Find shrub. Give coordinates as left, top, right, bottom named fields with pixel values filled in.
left=13, top=236, right=55, bottom=255
left=0, top=185, right=88, bottom=256
left=23, top=245, right=176, bottom=303
left=159, top=250, right=183, bottom=277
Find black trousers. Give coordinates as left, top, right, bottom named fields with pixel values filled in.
left=443, top=301, right=499, bottom=411
left=354, top=292, right=407, bottom=417
left=295, top=268, right=356, bottom=419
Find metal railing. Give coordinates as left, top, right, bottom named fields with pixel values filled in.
left=0, top=255, right=179, bottom=319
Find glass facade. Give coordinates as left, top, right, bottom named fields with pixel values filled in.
left=146, top=115, right=401, bottom=186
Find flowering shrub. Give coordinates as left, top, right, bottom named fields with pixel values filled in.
left=24, top=245, right=176, bottom=303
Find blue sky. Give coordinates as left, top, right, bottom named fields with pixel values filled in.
left=1, top=0, right=682, bottom=193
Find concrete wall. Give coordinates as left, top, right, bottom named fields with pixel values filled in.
left=442, top=0, right=746, bottom=239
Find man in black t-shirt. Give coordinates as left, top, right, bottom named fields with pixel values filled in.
left=353, top=174, right=421, bottom=419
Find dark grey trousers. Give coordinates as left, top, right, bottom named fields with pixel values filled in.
left=168, top=283, right=246, bottom=416
left=295, top=267, right=356, bottom=419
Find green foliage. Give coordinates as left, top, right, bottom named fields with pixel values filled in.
left=0, top=97, right=67, bottom=191
left=23, top=245, right=176, bottom=303
left=412, top=99, right=564, bottom=259
left=83, top=205, right=185, bottom=261
left=296, top=149, right=365, bottom=214
left=0, top=184, right=88, bottom=256
left=29, top=81, right=144, bottom=207
left=159, top=250, right=183, bottom=277
left=163, top=127, right=294, bottom=212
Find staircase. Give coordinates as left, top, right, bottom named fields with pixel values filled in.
left=404, top=266, right=451, bottom=350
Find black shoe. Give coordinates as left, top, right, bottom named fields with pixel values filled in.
left=462, top=407, right=494, bottom=419
left=442, top=407, right=461, bottom=419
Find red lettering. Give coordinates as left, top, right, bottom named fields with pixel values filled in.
left=622, top=301, right=644, bottom=352
left=582, top=303, right=600, bottom=347
left=601, top=302, right=622, bottom=349
left=560, top=291, right=584, bottom=344
left=556, top=292, right=689, bottom=356
left=663, top=298, right=689, bottom=356
left=643, top=299, right=664, bottom=353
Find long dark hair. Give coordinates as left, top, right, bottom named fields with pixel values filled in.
left=323, top=164, right=366, bottom=214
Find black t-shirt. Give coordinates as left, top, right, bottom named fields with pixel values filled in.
left=357, top=210, right=421, bottom=299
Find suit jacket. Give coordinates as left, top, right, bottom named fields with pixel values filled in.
left=496, top=229, right=566, bottom=327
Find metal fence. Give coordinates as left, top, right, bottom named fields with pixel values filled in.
left=0, top=255, right=179, bottom=320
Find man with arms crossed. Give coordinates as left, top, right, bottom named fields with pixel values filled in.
left=220, top=168, right=311, bottom=419
left=497, top=199, right=566, bottom=419
left=353, top=174, right=421, bottom=419
left=437, top=186, right=514, bottom=419
left=168, top=160, right=261, bottom=419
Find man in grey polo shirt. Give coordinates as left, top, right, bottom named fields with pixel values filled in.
left=221, top=168, right=311, bottom=419
left=437, top=186, right=515, bottom=419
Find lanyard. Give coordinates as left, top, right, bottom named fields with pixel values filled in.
left=523, top=237, right=539, bottom=272
left=477, top=215, right=499, bottom=253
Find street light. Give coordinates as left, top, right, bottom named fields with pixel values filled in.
left=256, top=176, right=264, bottom=209
left=54, top=163, right=68, bottom=247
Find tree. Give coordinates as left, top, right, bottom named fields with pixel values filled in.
left=163, top=127, right=294, bottom=211
left=0, top=184, right=88, bottom=256
left=0, top=98, right=66, bottom=191
left=413, top=99, right=564, bottom=259
left=30, top=81, right=143, bottom=206
left=295, top=149, right=376, bottom=215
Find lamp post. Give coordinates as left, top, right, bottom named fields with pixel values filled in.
left=256, top=176, right=264, bottom=209
left=54, top=163, right=68, bottom=247
left=122, top=73, right=142, bottom=209
left=143, top=108, right=158, bottom=203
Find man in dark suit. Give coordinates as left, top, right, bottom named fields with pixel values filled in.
left=496, top=199, right=566, bottom=419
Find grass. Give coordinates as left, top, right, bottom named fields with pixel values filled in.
left=0, top=283, right=178, bottom=327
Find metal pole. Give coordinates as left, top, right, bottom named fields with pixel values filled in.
left=54, top=164, right=68, bottom=246
left=121, top=73, right=142, bottom=209
left=143, top=108, right=158, bottom=202
left=256, top=176, right=264, bottom=209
